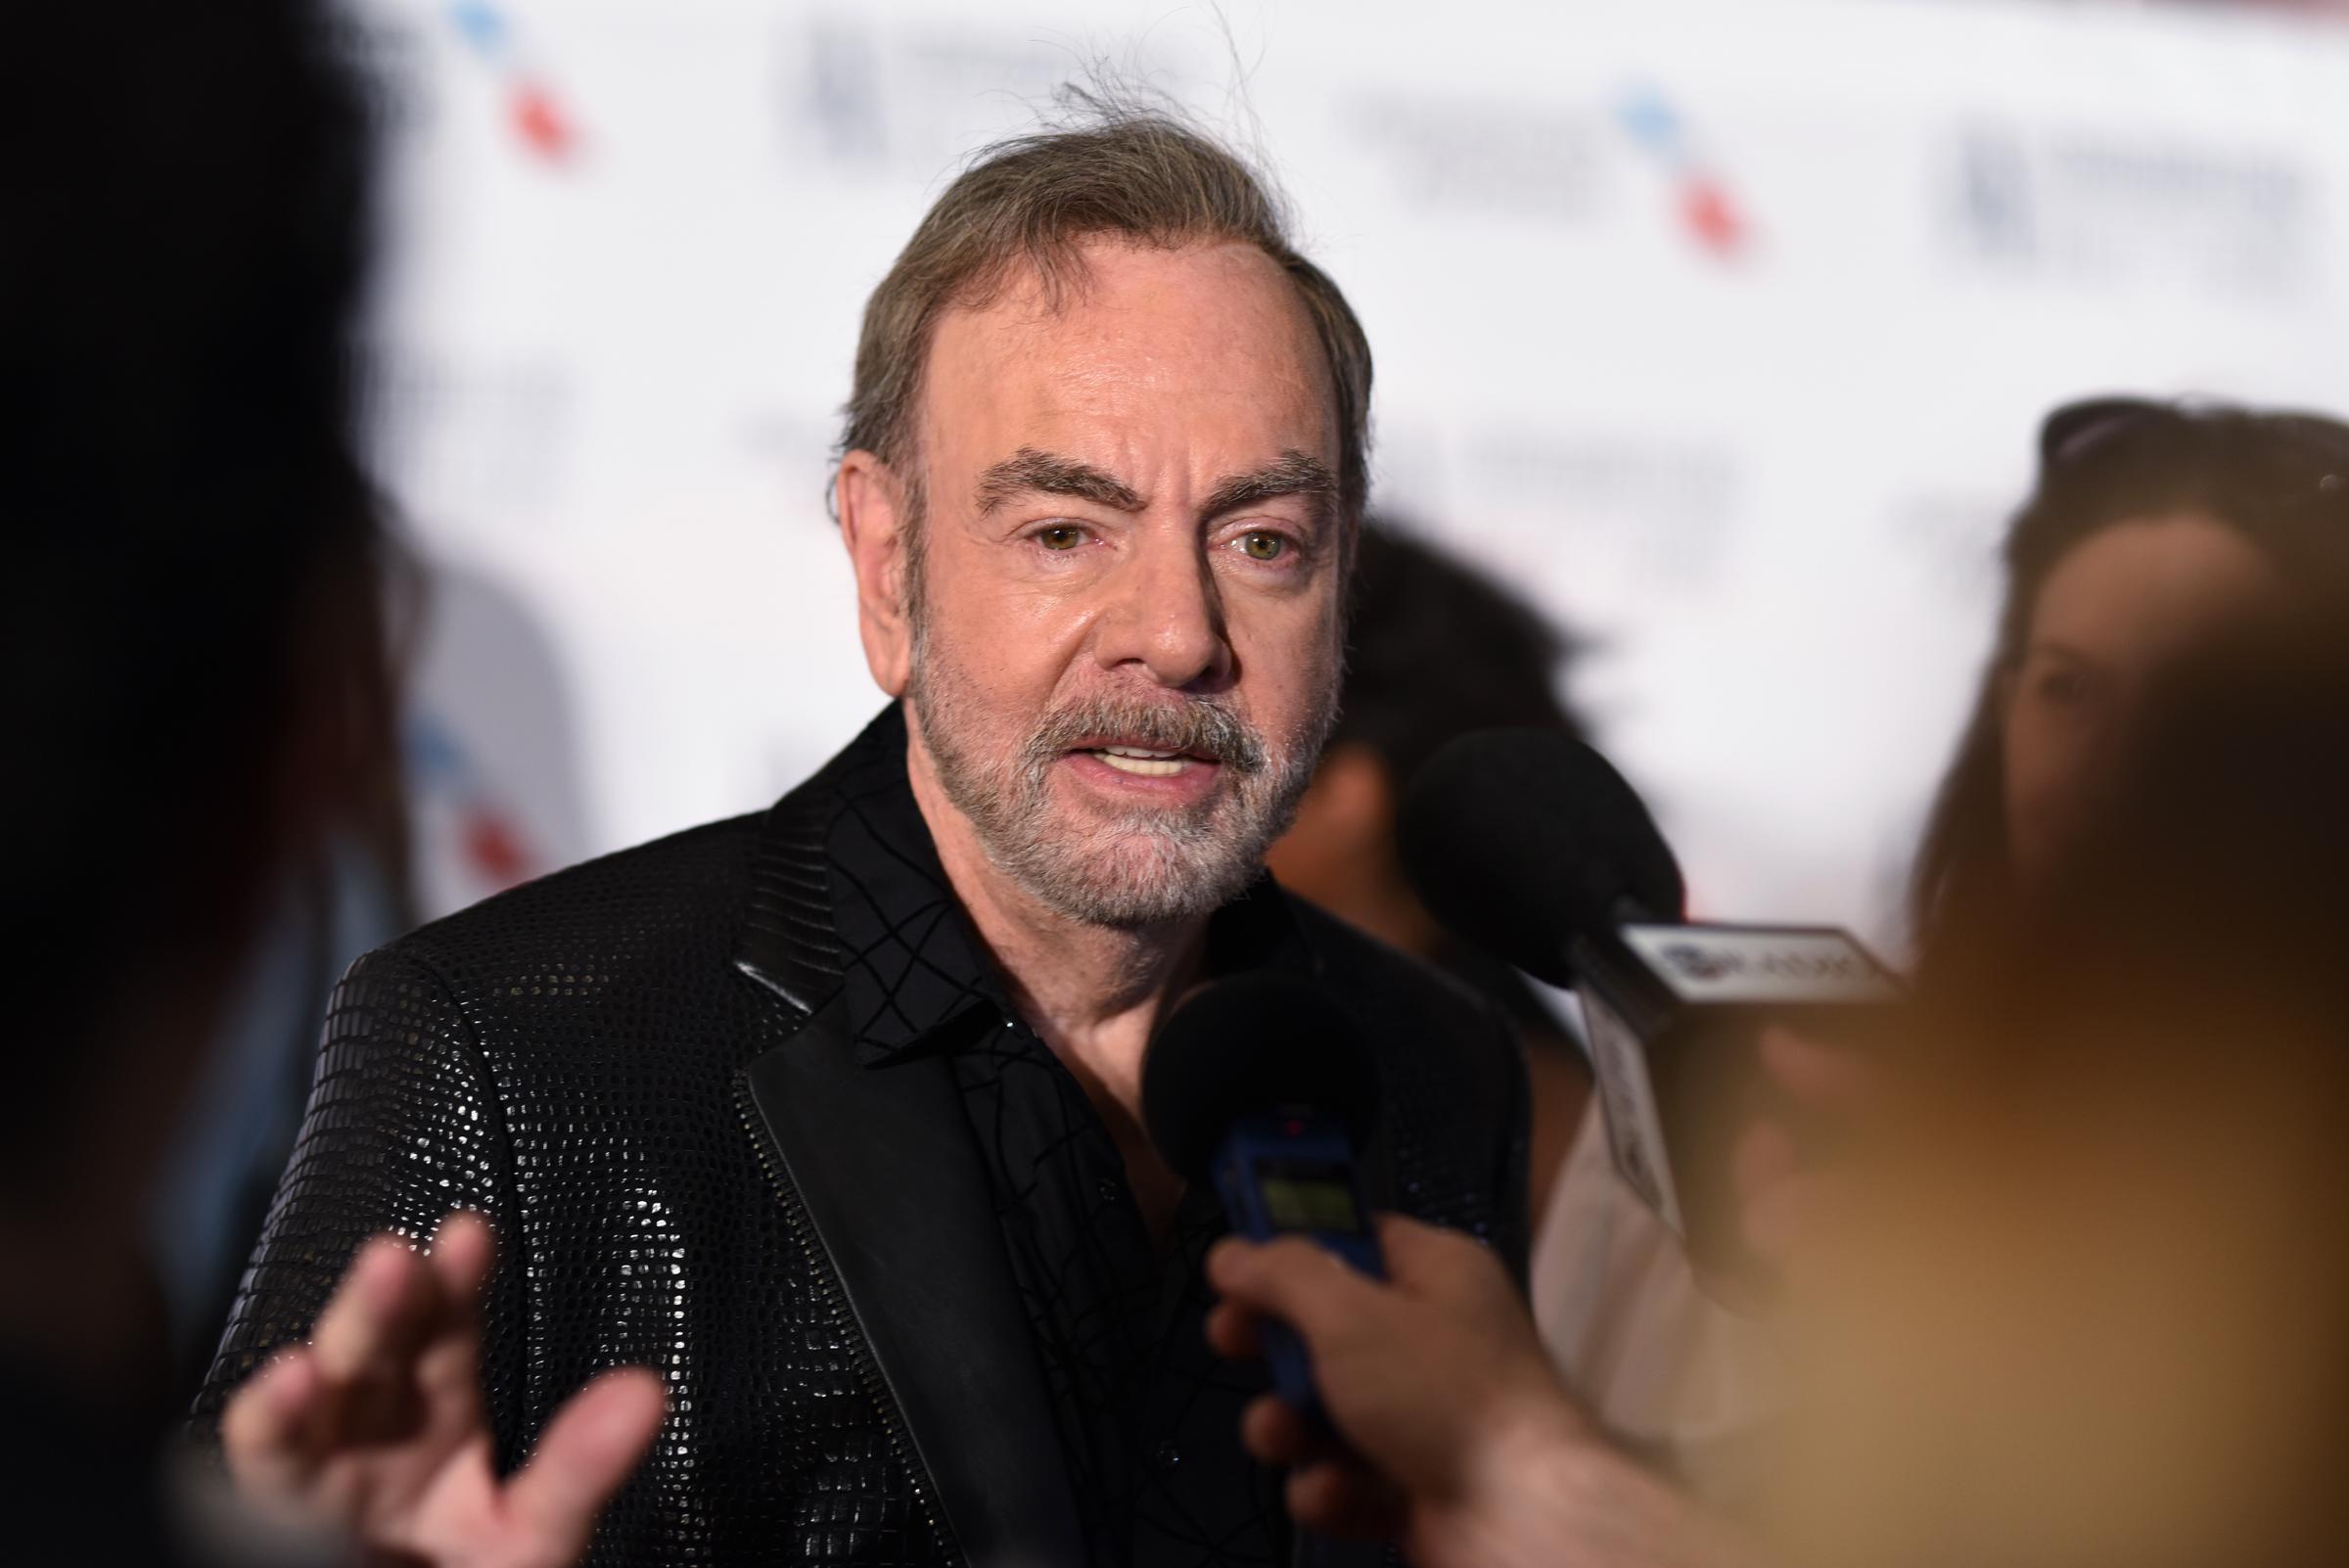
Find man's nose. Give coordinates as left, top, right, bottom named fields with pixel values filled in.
left=1093, top=531, right=1234, bottom=692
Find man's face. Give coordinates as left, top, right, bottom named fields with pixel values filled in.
left=877, top=238, right=1348, bottom=928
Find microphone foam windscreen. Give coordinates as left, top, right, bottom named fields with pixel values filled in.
left=1141, top=971, right=1382, bottom=1183
left=1396, top=727, right=1685, bottom=987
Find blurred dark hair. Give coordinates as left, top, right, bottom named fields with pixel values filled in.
left=1332, top=521, right=1587, bottom=789
left=1908, top=398, right=2349, bottom=947
left=1, top=2, right=388, bottom=1160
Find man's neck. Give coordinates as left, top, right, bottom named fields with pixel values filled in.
left=902, top=723, right=1209, bottom=1240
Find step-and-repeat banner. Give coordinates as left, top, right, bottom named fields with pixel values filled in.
left=355, top=0, right=2349, bottom=949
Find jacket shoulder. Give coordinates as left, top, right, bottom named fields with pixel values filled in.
left=377, top=811, right=771, bottom=1029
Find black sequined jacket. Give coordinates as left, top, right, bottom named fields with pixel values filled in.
left=195, top=708, right=1530, bottom=1566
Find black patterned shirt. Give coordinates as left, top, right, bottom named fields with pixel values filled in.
left=826, top=741, right=1404, bottom=1568
left=950, top=1013, right=1287, bottom=1566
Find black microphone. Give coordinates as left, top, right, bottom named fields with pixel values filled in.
left=1398, top=726, right=1686, bottom=987
left=1143, top=972, right=1383, bottom=1426
left=1399, top=727, right=1897, bottom=1280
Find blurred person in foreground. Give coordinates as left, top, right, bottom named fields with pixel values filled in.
left=1741, top=396, right=2349, bottom=1252
left=202, top=101, right=1527, bottom=1567
left=1209, top=603, right=2349, bottom=1568
left=1773, top=615, right=2349, bottom=1568
left=1266, top=522, right=1772, bottom=1480
left=1254, top=392, right=2349, bottom=1504
left=1, top=2, right=656, bottom=1561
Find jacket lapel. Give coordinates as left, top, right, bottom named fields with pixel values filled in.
left=732, top=711, right=1085, bottom=1567
left=737, top=996, right=1084, bottom=1568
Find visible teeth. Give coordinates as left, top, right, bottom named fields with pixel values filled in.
left=1094, top=750, right=1188, bottom=777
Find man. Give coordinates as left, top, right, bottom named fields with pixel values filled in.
left=202, top=109, right=1529, bottom=1567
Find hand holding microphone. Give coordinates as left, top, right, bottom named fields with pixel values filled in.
left=1206, top=1216, right=1589, bottom=1556
left=1206, top=1220, right=1754, bottom=1568
left=1166, top=971, right=1759, bottom=1568
left=1734, top=1025, right=1881, bottom=1265
left=1142, top=973, right=1600, bottom=1558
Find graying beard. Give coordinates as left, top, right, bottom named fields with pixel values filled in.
left=908, top=635, right=1327, bottom=930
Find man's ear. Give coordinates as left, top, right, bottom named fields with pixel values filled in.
left=837, top=449, right=917, bottom=696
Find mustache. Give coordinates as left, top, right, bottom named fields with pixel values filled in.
left=1025, top=695, right=1269, bottom=774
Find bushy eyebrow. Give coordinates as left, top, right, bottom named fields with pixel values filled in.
left=1200, top=449, right=1339, bottom=524
left=973, top=445, right=1339, bottom=527
left=974, top=448, right=1143, bottom=516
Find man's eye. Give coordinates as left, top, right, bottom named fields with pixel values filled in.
left=1240, top=531, right=1287, bottom=562
left=1036, top=525, right=1086, bottom=552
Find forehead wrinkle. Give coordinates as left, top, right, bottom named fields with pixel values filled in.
left=973, top=445, right=1146, bottom=517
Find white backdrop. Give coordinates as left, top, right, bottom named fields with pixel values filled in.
left=356, top=0, right=2349, bottom=949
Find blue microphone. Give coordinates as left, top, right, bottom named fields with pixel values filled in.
left=1144, top=972, right=1384, bottom=1426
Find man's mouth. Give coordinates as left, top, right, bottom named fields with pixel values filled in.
left=1082, top=744, right=1207, bottom=778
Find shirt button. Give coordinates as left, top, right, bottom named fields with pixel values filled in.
left=1152, top=1442, right=1182, bottom=1472
left=1095, top=1176, right=1123, bottom=1203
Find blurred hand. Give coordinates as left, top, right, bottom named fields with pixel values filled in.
left=221, top=1212, right=665, bottom=1568
left=1208, top=1216, right=1748, bottom=1568
left=1728, top=1026, right=1878, bottom=1271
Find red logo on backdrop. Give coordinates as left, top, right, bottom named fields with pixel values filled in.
left=410, top=715, right=541, bottom=894
left=448, top=0, right=578, bottom=163
left=1616, top=85, right=1751, bottom=260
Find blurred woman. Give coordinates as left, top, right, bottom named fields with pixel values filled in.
left=1911, top=397, right=2349, bottom=946
left=1773, top=612, right=2349, bottom=1568
left=1742, top=395, right=2349, bottom=1261
left=1280, top=405, right=2349, bottom=1495
left=1597, top=396, right=2349, bottom=1493
left=1773, top=404, right=2349, bottom=1566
